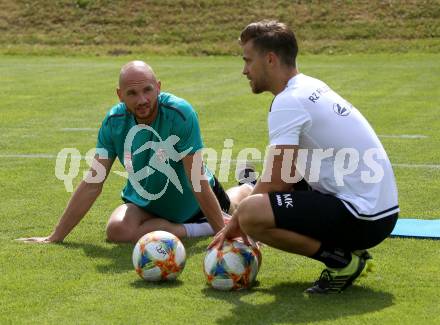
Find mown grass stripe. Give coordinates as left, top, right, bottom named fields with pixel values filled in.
left=1, top=154, right=439, bottom=170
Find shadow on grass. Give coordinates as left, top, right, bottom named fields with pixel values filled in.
left=60, top=237, right=208, bottom=273
left=202, top=281, right=394, bottom=324
left=130, top=278, right=184, bottom=289
left=60, top=242, right=133, bottom=273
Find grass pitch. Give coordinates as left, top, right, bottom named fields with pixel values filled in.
left=0, top=54, right=439, bottom=324
left=2, top=0, right=439, bottom=56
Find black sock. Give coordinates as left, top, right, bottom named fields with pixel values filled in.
left=310, top=244, right=352, bottom=269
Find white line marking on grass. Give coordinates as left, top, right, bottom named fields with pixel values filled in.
left=378, top=134, right=428, bottom=139
left=0, top=154, right=57, bottom=159
left=393, top=163, right=440, bottom=169
left=214, top=159, right=440, bottom=169
left=60, top=128, right=98, bottom=132
left=113, top=171, right=128, bottom=178
left=59, top=129, right=428, bottom=139
left=1, top=155, right=439, bottom=170
left=0, top=154, right=81, bottom=159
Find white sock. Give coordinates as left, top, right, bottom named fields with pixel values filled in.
left=183, top=222, right=214, bottom=238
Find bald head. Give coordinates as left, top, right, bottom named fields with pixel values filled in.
left=116, top=60, right=161, bottom=124
left=118, top=60, right=157, bottom=88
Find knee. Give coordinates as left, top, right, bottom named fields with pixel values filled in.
left=227, top=184, right=254, bottom=210
left=236, top=194, right=268, bottom=234
left=106, top=220, right=132, bottom=243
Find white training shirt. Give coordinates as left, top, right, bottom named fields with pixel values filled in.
left=268, top=73, right=399, bottom=220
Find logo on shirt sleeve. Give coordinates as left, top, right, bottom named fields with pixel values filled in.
left=333, top=103, right=352, bottom=116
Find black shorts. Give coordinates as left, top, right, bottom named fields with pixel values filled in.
left=269, top=190, right=398, bottom=250
left=185, top=177, right=231, bottom=223
left=123, top=177, right=230, bottom=223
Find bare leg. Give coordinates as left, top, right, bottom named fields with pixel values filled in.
left=106, top=203, right=187, bottom=243
left=226, top=184, right=254, bottom=214
left=236, top=194, right=321, bottom=256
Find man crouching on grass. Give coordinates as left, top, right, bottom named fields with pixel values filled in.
left=210, top=21, right=399, bottom=294
left=18, top=60, right=252, bottom=244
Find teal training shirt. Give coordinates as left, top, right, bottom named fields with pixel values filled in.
left=96, top=92, right=214, bottom=223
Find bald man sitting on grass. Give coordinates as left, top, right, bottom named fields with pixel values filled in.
left=18, top=61, right=252, bottom=244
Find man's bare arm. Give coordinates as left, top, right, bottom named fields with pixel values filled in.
left=17, top=155, right=114, bottom=243
left=183, top=152, right=225, bottom=233
left=252, top=145, right=298, bottom=194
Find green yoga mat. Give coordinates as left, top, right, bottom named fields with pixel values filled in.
left=390, top=218, right=440, bottom=239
